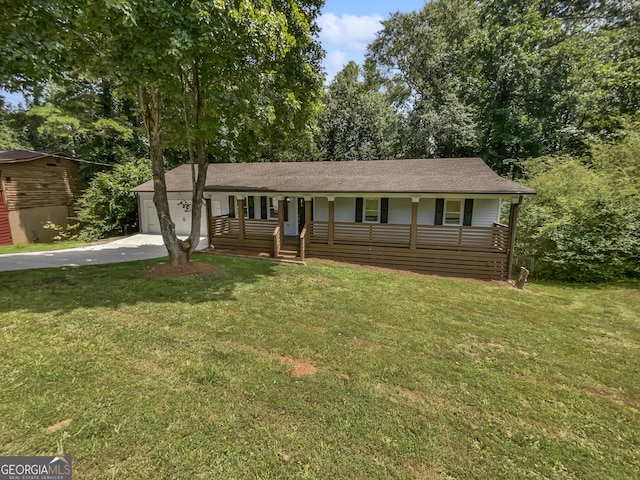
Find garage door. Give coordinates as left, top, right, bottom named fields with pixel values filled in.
left=145, top=200, right=192, bottom=236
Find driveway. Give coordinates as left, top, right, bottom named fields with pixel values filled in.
left=0, top=234, right=208, bottom=272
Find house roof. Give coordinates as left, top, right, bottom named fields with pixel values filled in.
left=132, top=158, right=535, bottom=196
left=0, top=150, right=73, bottom=164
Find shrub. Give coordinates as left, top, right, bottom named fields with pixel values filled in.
left=76, top=157, right=152, bottom=241
left=517, top=129, right=640, bottom=281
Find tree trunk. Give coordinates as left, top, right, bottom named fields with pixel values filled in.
left=137, top=86, right=190, bottom=266
left=183, top=60, right=209, bottom=256
left=514, top=266, right=529, bottom=290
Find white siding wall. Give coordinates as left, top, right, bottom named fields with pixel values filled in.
left=334, top=197, right=356, bottom=222
left=139, top=193, right=503, bottom=233
left=388, top=198, right=412, bottom=224
left=472, top=199, right=501, bottom=226
left=314, top=197, right=329, bottom=221
left=418, top=198, right=436, bottom=225
left=307, top=196, right=498, bottom=226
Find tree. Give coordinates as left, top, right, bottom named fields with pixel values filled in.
left=516, top=122, right=640, bottom=281
left=317, top=60, right=401, bottom=161
left=1, top=0, right=323, bottom=265
left=368, top=0, right=480, bottom=158
left=367, top=0, right=640, bottom=168
left=76, top=157, right=152, bottom=240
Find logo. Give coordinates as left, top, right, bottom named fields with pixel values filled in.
left=0, top=456, right=72, bottom=480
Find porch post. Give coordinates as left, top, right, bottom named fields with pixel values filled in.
left=304, top=196, right=312, bottom=232
left=328, top=196, right=335, bottom=246
left=506, top=195, right=523, bottom=280
left=237, top=196, right=245, bottom=241
left=410, top=197, right=419, bottom=250
left=277, top=196, right=285, bottom=244
left=205, top=196, right=212, bottom=245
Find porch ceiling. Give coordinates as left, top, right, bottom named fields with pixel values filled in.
left=132, top=158, right=535, bottom=195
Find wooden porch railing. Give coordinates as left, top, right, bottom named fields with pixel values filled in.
left=210, top=217, right=278, bottom=238
left=308, top=221, right=508, bottom=252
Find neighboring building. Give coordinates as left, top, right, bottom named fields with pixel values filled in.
left=132, top=158, right=535, bottom=280
left=0, top=150, right=82, bottom=245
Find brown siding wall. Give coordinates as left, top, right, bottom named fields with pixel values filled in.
left=1, top=157, right=82, bottom=211
left=0, top=156, right=82, bottom=244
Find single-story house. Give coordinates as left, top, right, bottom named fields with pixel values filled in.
left=0, top=150, right=83, bottom=245
left=132, top=158, right=535, bottom=280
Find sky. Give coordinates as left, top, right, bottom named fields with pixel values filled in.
left=319, top=0, right=427, bottom=82
left=1, top=1, right=426, bottom=107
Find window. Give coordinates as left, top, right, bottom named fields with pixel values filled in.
left=268, top=197, right=279, bottom=219
left=444, top=200, right=463, bottom=225
left=364, top=198, right=380, bottom=223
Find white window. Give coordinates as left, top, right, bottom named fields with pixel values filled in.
left=444, top=199, right=463, bottom=225
left=364, top=198, right=380, bottom=223
left=268, top=197, right=279, bottom=219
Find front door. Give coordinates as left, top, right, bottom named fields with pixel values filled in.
left=283, top=197, right=298, bottom=236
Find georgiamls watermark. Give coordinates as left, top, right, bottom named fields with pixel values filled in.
left=0, top=456, right=72, bottom=480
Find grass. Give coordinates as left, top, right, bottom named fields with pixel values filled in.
left=0, top=255, right=638, bottom=479
left=0, top=240, right=90, bottom=254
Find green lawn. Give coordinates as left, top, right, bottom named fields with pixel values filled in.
left=0, top=240, right=90, bottom=254
left=0, top=255, right=638, bottom=479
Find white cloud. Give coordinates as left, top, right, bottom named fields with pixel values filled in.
left=326, top=50, right=348, bottom=72
left=318, top=13, right=384, bottom=51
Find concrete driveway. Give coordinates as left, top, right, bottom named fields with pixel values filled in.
left=0, top=234, right=208, bottom=272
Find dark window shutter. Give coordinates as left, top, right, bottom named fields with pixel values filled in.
left=355, top=197, right=363, bottom=223
left=228, top=196, right=236, bottom=218
left=463, top=199, right=474, bottom=226
left=435, top=198, right=444, bottom=225
left=381, top=198, right=389, bottom=224
left=260, top=196, right=267, bottom=219
left=283, top=198, right=289, bottom=222
left=310, top=198, right=314, bottom=221
left=248, top=196, right=255, bottom=218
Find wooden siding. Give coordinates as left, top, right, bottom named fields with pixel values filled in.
left=1, top=157, right=82, bottom=211
left=306, top=244, right=508, bottom=280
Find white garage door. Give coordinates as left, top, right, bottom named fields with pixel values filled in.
left=145, top=200, right=193, bottom=235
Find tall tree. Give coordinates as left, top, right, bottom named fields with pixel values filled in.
left=1, top=0, right=323, bottom=265
left=368, top=0, right=640, bottom=168
left=369, top=0, right=479, bottom=158
left=317, top=60, right=401, bottom=160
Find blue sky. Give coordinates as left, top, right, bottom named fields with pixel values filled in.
left=1, top=1, right=426, bottom=107
left=319, top=0, right=426, bottom=81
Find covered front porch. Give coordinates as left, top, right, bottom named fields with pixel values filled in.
left=207, top=196, right=519, bottom=280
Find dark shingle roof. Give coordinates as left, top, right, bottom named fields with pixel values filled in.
left=132, top=158, right=535, bottom=195
left=0, top=150, right=72, bottom=164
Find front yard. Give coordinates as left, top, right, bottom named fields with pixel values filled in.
left=0, top=255, right=638, bottom=478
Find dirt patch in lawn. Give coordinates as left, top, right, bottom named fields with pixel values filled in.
left=280, top=356, right=317, bottom=377
left=141, top=262, right=220, bottom=279
left=45, top=419, right=72, bottom=433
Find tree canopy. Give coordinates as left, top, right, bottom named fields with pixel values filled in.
left=1, top=0, right=325, bottom=265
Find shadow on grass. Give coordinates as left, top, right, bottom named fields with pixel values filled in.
left=0, top=253, right=279, bottom=315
